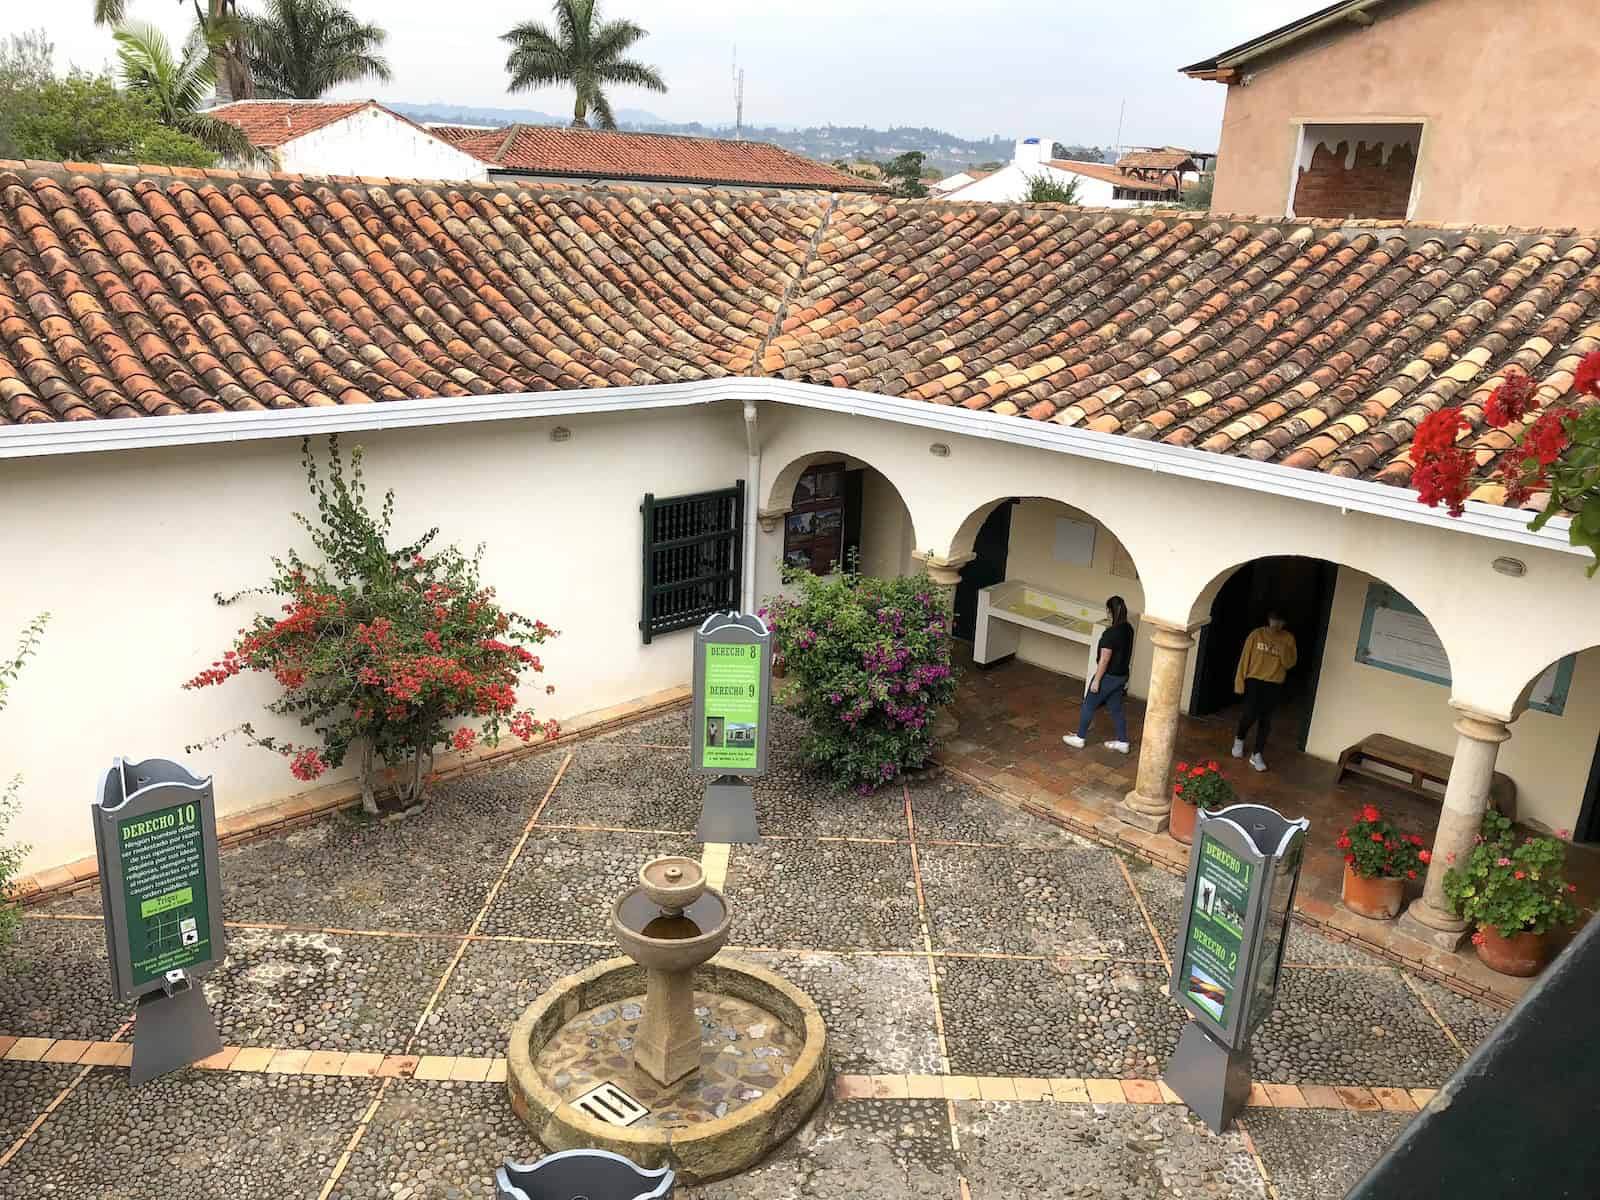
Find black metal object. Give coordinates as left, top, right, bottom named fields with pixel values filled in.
left=496, top=1149, right=674, bottom=1200
left=1347, top=915, right=1600, bottom=1198
left=640, top=482, right=744, bottom=644
left=697, top=776, right=759, bottom=843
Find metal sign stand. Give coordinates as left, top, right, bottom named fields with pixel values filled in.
left=93, top=757, right=227, bottom=1086
left=689, top=612, right=772, bottom=844
left=1163, top=803, right=1309, bottom=1133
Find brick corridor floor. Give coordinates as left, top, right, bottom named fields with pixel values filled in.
left=0, top=708, right=1504, bottom=1198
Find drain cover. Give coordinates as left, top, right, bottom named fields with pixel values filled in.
left=572, top=1081, right=648, bottom=1127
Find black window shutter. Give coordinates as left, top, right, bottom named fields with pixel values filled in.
left=640, top=481, right=744, bottom=644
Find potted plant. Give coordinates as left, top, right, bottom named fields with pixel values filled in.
left=1443, top=810, right=1579, bottom=976
left=1337, top=805, right=1428, bottom=919
left=1169, top=760, right=1233, bottom=845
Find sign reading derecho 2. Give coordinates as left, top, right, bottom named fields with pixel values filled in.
left=691, top=612, right=771, bottom=776
left=1170, top=805, right=1307, bottom=1050
left=94, top=759, right=226, bottom=1003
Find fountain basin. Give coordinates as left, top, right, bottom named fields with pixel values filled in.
left=506, top=955, right=828, bottom=1185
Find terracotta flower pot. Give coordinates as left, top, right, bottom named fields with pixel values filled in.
left=1169, top=799, right=1198, bottom=845
left=771, top=654, right=786, bottom=679
left=1341, top=864, right=1405, bottom=920
left=1474, top=925, right=1549, bottom=977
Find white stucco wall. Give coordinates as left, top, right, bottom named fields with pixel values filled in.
left=1305, top=568, right=1600, bottom=834
left=946, top=163, right=1124, bottom=206
left=273, top=107, right=489, bottom=180
left=0, top=405, right=743, bottom=870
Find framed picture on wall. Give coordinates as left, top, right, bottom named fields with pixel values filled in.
left=784, top=462, right=861, bottom=575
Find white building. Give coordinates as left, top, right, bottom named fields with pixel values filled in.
left=207, top=99, right=491, bottom=180
left=937, top=138, right=1188, bottom=206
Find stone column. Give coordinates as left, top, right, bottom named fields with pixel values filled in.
left=1118, top=622, right=1198, bottom=835
left=1398, top=707, right=1512, bottom=950
left=912, top=551, right=975, bottom=741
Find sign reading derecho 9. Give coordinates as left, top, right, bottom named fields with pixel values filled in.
left=93, top=759, right=227, bottom=1004
left=691, top=612, right=771, bottom=776
left=1171, top=806, right=1307, bottom=1050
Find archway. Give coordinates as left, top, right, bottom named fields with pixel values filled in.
left=1505, top=648, right=1600, bottom=845
left=759, top=450, right=917, bottom=591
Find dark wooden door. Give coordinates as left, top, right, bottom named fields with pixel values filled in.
left=952, top=501, right=1014, bottom=642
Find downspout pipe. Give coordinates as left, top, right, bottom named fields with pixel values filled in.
left=743, top=400, right=761, bottom=613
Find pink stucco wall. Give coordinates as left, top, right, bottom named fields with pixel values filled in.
left=1208, top=0, right=1596, bottom=227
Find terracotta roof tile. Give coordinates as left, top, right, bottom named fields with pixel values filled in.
left=4, top=165, right=1600, bottom=508
left=442, top=123, right=881, bottom=192
left=207, top=100, right=372, bottom=148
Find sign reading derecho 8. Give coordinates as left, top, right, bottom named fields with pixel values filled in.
left=93, top=759, right=227, bottom=1003
left=691, top=612, right=771, bottom=777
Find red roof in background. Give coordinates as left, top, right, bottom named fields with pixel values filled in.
left=207, top=100, right=371, bottom=148
left=1045, top=160, right=1176, bottom=193
left=428, top=123, right=881, bottom=191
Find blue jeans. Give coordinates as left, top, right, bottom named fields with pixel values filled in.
left=1077, top=674, right=1128, bottom=742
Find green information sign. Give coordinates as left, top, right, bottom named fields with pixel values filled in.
left=1177, top=832, right=1254, bottom=1029
left=119, top=800, right=214, bottom=989
left=699, top=642, right=762, bottom=770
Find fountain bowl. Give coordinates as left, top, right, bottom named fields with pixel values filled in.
left=637, top=856, right=706, bottom=912
left=505, top=956, right=828, bottom=1185
left=611, top=885, right=730, bottom=973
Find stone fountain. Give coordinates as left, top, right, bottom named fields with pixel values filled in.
left=612, top=857, right=731, bottom=1085
left=505, top=856, right=828, bottom=1183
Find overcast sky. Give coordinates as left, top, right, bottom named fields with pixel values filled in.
left=22, top=1, right=1314, bottom=148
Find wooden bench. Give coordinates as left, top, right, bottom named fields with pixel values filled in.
left=1336, top=734, right=1516, bottom=820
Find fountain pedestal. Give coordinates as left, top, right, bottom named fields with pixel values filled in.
left=636, top=966, right=703, bottom=1085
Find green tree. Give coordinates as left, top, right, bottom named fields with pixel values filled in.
left=0, top=30, right=55, bottom=159
left=94, top=0, right=254, bottom=102
left=883, top=151, right=927, bottom=198
left=11, top=72, right=216, bottom=167
left=1183, top=170, right=1215, bottom=209
left=113, top=23, right=258, bottom=160
left=1022, top=171, right=1081, bottom=204
left=0, top=615, right=48, bottom=953
left=240, top=0, right=390, bottom=99
left=502, top=0, right=666, bottom=130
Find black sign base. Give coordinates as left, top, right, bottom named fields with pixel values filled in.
left=696, top=777, right=759, bottom=844
left=1163, top=1021, right=1251, bottom=1134
left=130, top=977, right=222, bottom=1086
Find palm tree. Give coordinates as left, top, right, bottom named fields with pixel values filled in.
left=240, top=0, right=391, bottom=99
left=113, top=23, right=259, bottom=160
left=502, top=0, right=666, bottom=130
left=94, top=0, right=254, bottom=101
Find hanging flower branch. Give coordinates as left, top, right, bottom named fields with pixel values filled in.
left=1411, top=351, right=1600, bottom=569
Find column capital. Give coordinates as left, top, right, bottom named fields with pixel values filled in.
left=912, top=550, right=976, bottom=587
left=1141, top=615, right=1206, bottom=650
left=1448, top=702, right=1512, bottom=745
left=756, top=504, right=791, bottom=534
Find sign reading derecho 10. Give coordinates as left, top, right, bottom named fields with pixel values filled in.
left=93, top=759, right=227, bottom=1003
left=1171, top=806, right=1307, bottom=1050
left=690, top=612, right=772, bottom=776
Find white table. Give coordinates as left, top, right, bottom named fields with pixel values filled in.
left=974, top=581, right=1122, bottom=694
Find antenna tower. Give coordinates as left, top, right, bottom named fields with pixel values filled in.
left=732, top=46, right=745, bottom=138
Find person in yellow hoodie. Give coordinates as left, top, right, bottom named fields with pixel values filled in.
left=1232, top=610, right=1297, bottom=772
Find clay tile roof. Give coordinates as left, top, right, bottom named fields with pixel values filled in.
left=479, top=124, right=883, bottom=192
left=1116, top=148, right=1198, bottom=172
left=1045, top=160, right=1175, bottom=194
left=425, top=124, right=509, bottom=158
left=2, top=164, right=1597, bottom=511
left=207, top=100, right=372, bottom=148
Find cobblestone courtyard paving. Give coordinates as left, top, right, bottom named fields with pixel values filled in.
left=0, top=710, right=1504, bottom=1198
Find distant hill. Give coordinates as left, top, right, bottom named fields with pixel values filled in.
left=390, top=102, right=1051, bottom=174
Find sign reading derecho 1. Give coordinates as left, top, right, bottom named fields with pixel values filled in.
left=1170, top=805, right=1307, bottom=1050
left=691, top=612, right=771, bottom=776
left=94, top=759, right=227, bottom=1003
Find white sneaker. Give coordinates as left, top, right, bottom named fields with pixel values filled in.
left=1062, top=734, right=1085, bottom=749
left=1231, top=739, right=1245, bottom=758
left=1249, top=753, right=1267, bottom=772
left=1104, top=741, right=1130, bottom=754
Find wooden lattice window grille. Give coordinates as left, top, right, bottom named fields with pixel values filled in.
left=639, top=482, right=744, bottom=644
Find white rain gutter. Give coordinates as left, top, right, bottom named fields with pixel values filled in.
left=742, top=399, right=761, bottom=612
left=0, top=376, right=1578, bottom=559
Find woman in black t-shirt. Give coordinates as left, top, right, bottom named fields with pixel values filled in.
left=1062, top=595, right=1134, bottom=754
